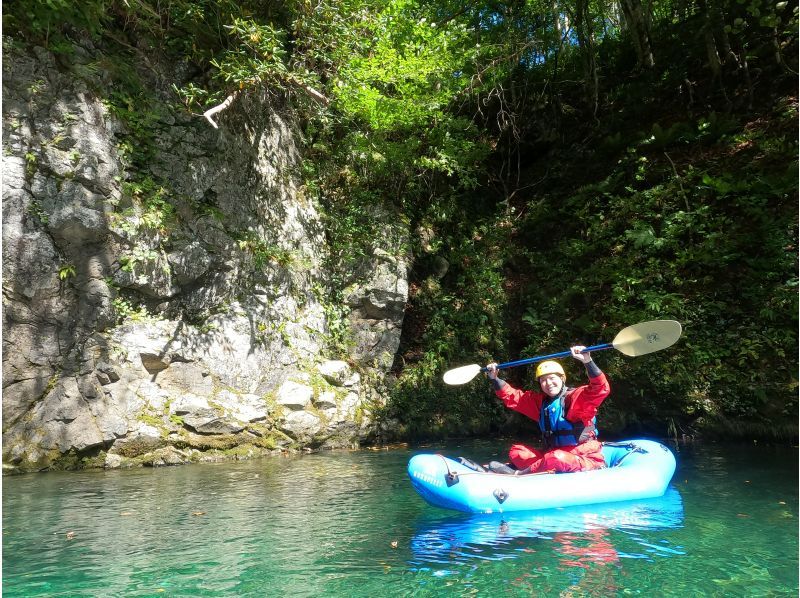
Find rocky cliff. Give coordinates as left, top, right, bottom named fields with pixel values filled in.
left=2, top=38, right=409, bottom=473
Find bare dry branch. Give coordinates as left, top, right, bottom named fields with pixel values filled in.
left=200, top=77, right=330, bottom=129
left=203, top=91, right=240, bottom=129
left=287, top=77, right=331, bottom=106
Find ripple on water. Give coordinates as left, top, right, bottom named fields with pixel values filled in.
left=2, top=442, right=798, bottom=597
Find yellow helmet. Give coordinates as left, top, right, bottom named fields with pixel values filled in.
left=535, top=360, right=565, bottom=379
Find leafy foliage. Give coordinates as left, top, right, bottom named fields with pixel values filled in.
left=387, top=210, right=514, bottom=438
left=4, top=0, right=796, bottom=441
left=510, top=103, right=798, bottom=438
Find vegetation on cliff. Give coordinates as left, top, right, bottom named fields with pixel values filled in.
left=7, top=0, right=797, bottom=441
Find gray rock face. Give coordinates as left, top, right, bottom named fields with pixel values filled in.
left=1, top=41, right=409, bottom=472
left=168, top=242, right=211, bottom=285
left=214, top=390, right=267, bottom=423
left=153, top=363, right=214, bottom=396
left=317, top=361, right=352, bottom=386
left=276, top=381, right=314, bottom=410
left=182, top=409, right=246, bottom=435
left=281, top=411, right=322, bottom=441
left=111, top=423, right=164, bottom=457
left=171, top=394, right=211, bottom=415
left=345, top=227, right=410, bottom=370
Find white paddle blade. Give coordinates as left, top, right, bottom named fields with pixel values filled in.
left=612, top=320, right=683, bottom=357
left=442, top=364, right=483, bottom=385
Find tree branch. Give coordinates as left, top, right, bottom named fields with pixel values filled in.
left=200, top=78, right=330, bottom=129
left=202, top=90, right=240, bottom=129
left=287, top=77, right=331, bottom=106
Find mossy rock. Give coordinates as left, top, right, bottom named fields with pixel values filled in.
left=140, top=446, right=194, bottom=467
left=172, top=431, right=245, bottom=451
left=50, top=448, right=107, bottom=471
left=209, top=443, right=269, bottom=460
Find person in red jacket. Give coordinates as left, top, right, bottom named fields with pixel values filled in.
left=486, top=346, right=611, bottom=474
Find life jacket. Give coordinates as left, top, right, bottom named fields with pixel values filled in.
left=539, top=387, right=598, bottom=448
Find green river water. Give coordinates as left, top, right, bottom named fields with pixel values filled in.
left=3, top=440, right=797, bottom=597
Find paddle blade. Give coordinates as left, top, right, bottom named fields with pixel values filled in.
left=611, top=320, right=682, bottom=357
left=443, top=364, right=483, bottom=385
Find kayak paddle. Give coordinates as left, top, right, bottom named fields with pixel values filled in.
left=442, top=319, right=683, bottom=386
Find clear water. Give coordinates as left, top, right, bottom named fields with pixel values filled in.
left=3, top=440, right=797, bottom=597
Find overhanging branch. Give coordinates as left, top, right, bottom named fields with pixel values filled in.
left=201, top=78, right=330, bottom=129
left=203, top=91, right=240, bottom=129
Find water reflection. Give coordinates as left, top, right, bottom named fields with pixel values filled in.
left=3, top=442, right=797, bottom=596
left=410, top=486, right=685, bottom=567
left=3, top=451, right=420, bottom=597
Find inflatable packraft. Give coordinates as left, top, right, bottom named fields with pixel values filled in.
left=408, top=439, right=676, bottom=513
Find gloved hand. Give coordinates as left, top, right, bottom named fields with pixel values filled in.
left=485, top=362, right=499, bottom=380
left=570, top=345, right=593, bottom=364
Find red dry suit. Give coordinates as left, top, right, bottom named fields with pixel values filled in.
left=495, top=370, right=610, bottom=473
